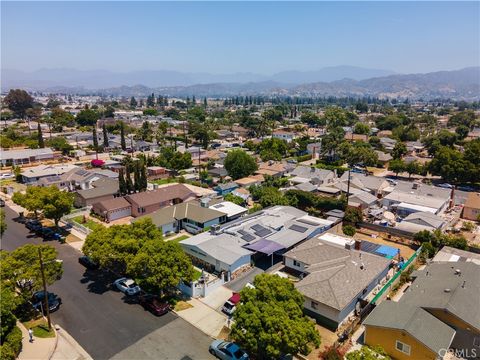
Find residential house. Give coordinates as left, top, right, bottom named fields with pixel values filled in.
left=375, top=150, right=393, bottom=166
left=92, top=197, right=132, bottom=222
left=272, top=130, right=296, bottom=143
left=209, top=201, right=248, bottom=221
left=395, top=211, right=446, bottom=234
left=256, top=162, right=290, bottom=178
left=0, top=147, right=55, bottom=166
left=214, top=182, right=239, bottom=196
left=36, top=168, right=117, bottom=190
left=364, top=262, right=480, bottom=360
left=74, top=178, right=120, bottom=207
left=234, top=175, right=264, bottom=188
left=290, top=166, right=337, bottom=186
left=379, top=137, right=397, bottom=151
left=432, top=246, right=480, bottom=264
left=339, top=173, right=390, bottom=197
left=348, top=191, right=378, bottom=210
left=147, top=166, right=172, bottom=180
left=284, top=236, right=391, bottom=330
left=344, top=133, right=368, bottom=142
left=21, top=164, right=78, bottom=184
left=462, top=192, right=480, bottom=221
left=135, top=201, right=227, bottom=235
left=126, top=184, right=196, bottom=217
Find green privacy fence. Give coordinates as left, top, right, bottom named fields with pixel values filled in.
left=371, top=245, right=422, bottom=305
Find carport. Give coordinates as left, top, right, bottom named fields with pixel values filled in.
left=244, top=239, right=285, bottom=268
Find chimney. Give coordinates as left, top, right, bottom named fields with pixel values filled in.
left=354, top=239, right=362, bottom=251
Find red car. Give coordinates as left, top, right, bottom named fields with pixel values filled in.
left=138, top=294, right=170, bottom=316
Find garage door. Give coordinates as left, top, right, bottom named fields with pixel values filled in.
left=108, top=207, right=131, bottom=221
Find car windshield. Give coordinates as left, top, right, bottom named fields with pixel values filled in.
left=223, top=302, right=234, bottom=309
left=233, top=349, right=246, bottom=358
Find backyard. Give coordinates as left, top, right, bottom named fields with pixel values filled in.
left=71, top=215, right=103, bottom=230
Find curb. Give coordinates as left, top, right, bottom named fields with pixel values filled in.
left=48, top=326, right=59, bottom=360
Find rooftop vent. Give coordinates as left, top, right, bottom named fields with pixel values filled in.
left=444, top=288, right=451, bottom=293
left=455, top=269, right=462, bottom=275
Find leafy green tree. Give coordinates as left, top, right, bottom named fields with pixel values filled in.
left=346, top=345, right=391, bottom=360
left=128, top=239, right=194, bottom=294
left=392, top=142, right=407, bottom=159
left=143, top=108, right=158, bottom=116
left=37, top=123, right=44, bottom=148
left=76, top=109, right=100, bottom=126
left=224, top=193, right=245, bottom=205
left=250, top=186, right=289, bottom=208
left=4, top=89, right=34, bottom=119
left=353, top=122, right=370, bottom=135
left=405, top=160, right=421, bottom=178
left=343, top=225, right=356, bottom=236
left=50, top=107, right=75, bottom=130
left=230, top=274, right=320, bottom=359
left=1, top=244, right=63, bottom=296
left=46, top=137, right=73, bottom=155
left=12, top=187, right=45, bottom=216
left=102, top=123, right=109, bottom=148
left=388, top=158, right=406, bottom=176
left=344, top=207, right=363, bottom=225
left=125, top=167, right=134, bottom=194
left=224, top=150, right=258, bottom=180
left=447, top=110, right=477, bottom=129
left=300, top=111, right=324, bottom=127
left=428, top=146, right=475, bottom=184
left=129, top=97, right=137, bottom=109
left=455, top=125, right=470, bottom=140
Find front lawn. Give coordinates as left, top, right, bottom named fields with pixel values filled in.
left=169, top=235, right=190, bottom=243
left=72, top=215, right=103, bottom=230
left=23, top=318, right=55, bottom=338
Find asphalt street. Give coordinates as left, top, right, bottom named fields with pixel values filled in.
left=2, top=205, right=214, bottom=360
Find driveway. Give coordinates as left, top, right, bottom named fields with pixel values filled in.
left=2, top=206, right=214, bottom=360
left=225, top=267, right=264, bottom=293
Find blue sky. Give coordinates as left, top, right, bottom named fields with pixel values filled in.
left=1, top=1, right=479, bottom=74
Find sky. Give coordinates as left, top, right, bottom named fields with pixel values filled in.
left=1, top=1, right=479, bottom=75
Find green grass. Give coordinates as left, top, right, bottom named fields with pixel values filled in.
left=72, top=216, right=103, bottom=230
left=152, top=178, right=178, bottom=185
left=24, top=319, right=55, bottom=338
left=169, top=235, right=190, bottom=243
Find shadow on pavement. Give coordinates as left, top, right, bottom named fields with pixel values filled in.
left=80, top=269, right=117, bottom=295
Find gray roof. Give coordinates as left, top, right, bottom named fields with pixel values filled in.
left=402, top=262, right=480, bottom=331
left=285, top=239, right=391, bottom=310
left=339, top=173, right=388, bottom=192
left=290, top=166, right=335, bottom=181
left=349, top=190, right=378, bottom=205
left=76, top=178, right=119, bottom=200
left=383, top=190, right=448, bottom=210
left=215, top=182, right=238, bottom=191
left=363, top=302, right=455, bottom=353
left=294, top=182, right=317, bottom=192
left=0, top=147, right=54, bottom=161
left=135, top=202, right=226, bottom=227
left=402, top=211, right=445, bottom=228
left=432, top=246, right=480, bottom=264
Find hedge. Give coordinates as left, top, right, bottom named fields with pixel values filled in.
left=0, top=325, right=22, bottom=360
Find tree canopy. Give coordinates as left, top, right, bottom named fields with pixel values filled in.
left=230, top=274, right=320, bottom=359
left=224, top=150, right=258, bottom=180
left=4, top=89, right=34, bottom=118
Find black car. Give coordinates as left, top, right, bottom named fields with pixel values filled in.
left=78, top=255, right=99, bottom=270
left=26, top=220, right=41, bottom=231
left=32, top=291, right=61, bottom=313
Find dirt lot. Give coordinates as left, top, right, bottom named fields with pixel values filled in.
left=307, top=324, right=338, bottom=359
left=354, top=228, right=416, bottom=259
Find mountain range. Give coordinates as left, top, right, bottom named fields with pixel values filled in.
left=1, top=66, right=479, bottom=100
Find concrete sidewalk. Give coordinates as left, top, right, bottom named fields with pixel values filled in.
left=176, top=298, right=227, bottom=338
left=200, top=286, right=232, bottom=311
left=18, top=322, right=57, bottom=360
left=51, top=325, right=93, bottom=360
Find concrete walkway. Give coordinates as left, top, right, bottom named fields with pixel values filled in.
left=176, top=298, right=227, bottom=338
left=200, top=286, right=233, bottom=311
left=51, top=326, right=93, bottom=360
left=18, top=322, right=56, bottom=360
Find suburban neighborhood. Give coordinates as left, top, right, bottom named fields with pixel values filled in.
left=1, top=1, right=480, bottom=360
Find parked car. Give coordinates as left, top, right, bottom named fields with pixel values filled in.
left=26, top=220, right=41, bottom=231
left=0, top=199, right=5, bottom=207
left=113, top=278, right=141, bottom=296
left=209, top=340, right=249, bottom=360
left=40, top=227, right=63, bottom=240
left=458, top=185, right=475, bottom=192
left=78, top=256, right=99, bottom=270
left=0, top=173, right=15, bottom=180
left=437, top=183, right=453, bottom=189
left=32, top=291, right=61, bottom=313
left=138, top=294, right=170, bottom=316
left=222, top=292, right=241, bottom=316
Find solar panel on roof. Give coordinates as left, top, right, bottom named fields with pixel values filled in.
left=254, top=228, right=272, bottom=237
left=289, top=224, right=308, bottom=233
left=297, top=219, right=319, bottom=226
left=213, top=204, right=224, bottom=208
left=251, top=224, right=266, bottom=231
left=76, top=169, right=88, bottom=176
left=241, top=234, right=256, bottom=242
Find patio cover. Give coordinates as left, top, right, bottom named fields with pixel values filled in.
left=243, top=239, right=285, bottom=255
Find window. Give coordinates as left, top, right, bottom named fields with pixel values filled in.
left=311, top=301, right=319, bottom=310
left=293, top=260, right=301, bottom=267
left=396, top=340, right=411, bottom=355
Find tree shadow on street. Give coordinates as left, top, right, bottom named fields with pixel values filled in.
left=80, top=269, right=117, bottom=295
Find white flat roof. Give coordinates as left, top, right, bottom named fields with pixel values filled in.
left=210, top=201, right=247, bottom=218
left=397, top=202, right=437, bottom=214
left=318, top=232, right=355, bottom=248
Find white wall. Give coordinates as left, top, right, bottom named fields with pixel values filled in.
left=303, top=296, right=340, bottom=324
left=284, top=257, right=307, bottom=272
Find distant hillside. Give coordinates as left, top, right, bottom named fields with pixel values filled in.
left=2, top=67, right=478, bottom=100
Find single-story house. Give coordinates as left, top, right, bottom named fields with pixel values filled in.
left=209, top=201, right=248, bottom=221
left=284, top=237, right=391, bottom=330
left=256, top=162, right=290, bottom=178
left=348, top=190, right=379, bottom=209
left=125, top=184, right=196, bottom=217
left=339, top=173, right=389, bottom=197
left=135, top=201, right=227, bottom=235
left=364, top=262, right=480, bottom=360
left=21, top=164, right=79, bottom=184
left=272, top=130, right=296, bottom=143
left=0, top=147, right=55, bottom=166
left=290, top=166, right=336, bottom=186
left=234, top=175, right=264, bottom=188
left=395, top=211, right=446, bottom=234
left=214, top=182, right=238, bottom=196
left=432, top=245, right=480, bottom=264
left=147, top=166, right=172, bottom=180
left=462, top=192, right=480, bottom=221
left=375, top=150, right=393, bottom=165
left=92, top=197, right=132, bottom=222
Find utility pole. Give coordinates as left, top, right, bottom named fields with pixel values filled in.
left=38, top=248, right=52, bottom=331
